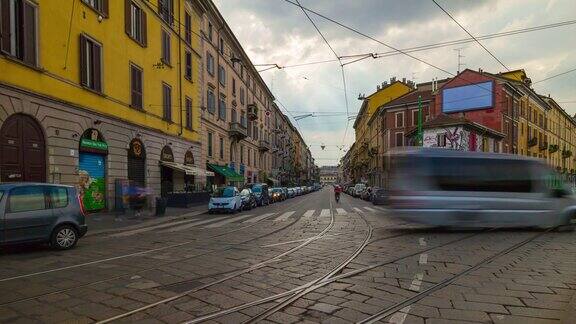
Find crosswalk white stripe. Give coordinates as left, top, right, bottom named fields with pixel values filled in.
left=204, top=214, right=256, bottom=228
left=243, top=213, right=276, bottom=224
left=320, top=209, right=331, bottom=217
left=303, top=210, right=315, bottom=218
left=353, top=207, right=362, bottom=213
left=160, top=216, right=227, bottom=233
left=274, top=211, right=296, bottom=221
left=364, top=207, right=376, bottom=212
left=111, top=217, right=205, bottom=237
left=336, top=208, right=347, bottom=215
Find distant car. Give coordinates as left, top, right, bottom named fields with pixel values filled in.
left=209, top=186, right=242, bottom=213
left=282, top=187, right=289, bottom=198
left=0, top=183, right=88, bottom=250
left=354, top=183, right=366, bottom=197
left=245, top=183, right=270, bottom=206
left=295, top=187, right=302, bottom=196
left=361, top=187, right=372, bottom=201
left=287, top=188, right=295, bottom=198
left=372, top=188, right=388, bottom=205
left=271, top=188, right=285, bottom=202
left=240, top=188, right=257, bottom=210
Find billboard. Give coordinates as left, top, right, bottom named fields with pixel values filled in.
left=442, top=81, right=493, bottom=113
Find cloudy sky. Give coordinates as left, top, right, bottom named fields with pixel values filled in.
left=213, top=0, right=576, bottom=166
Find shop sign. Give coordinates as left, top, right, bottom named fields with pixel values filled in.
left=184, top=150, right=194, bottom=165
left=80, top=128, right=108, bottom=153
left=160, top=146, right=174, bottom=162
left=81, top=138, right=108, bottom=151
left=129, top=138, right=146, bottom=159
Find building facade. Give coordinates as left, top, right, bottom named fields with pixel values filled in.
left=319, top=166, right=338, bottom=185
left=0, top=0, right=208, bottom=211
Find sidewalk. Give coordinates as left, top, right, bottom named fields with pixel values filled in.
left=85, top=205, right=208, bottom=236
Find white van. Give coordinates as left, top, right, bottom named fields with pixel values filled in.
left=387, top=148, right=576, bottom=230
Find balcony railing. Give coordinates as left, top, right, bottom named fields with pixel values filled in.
left=229, top=122, right=247, bottom=141
left=259, top=139, right=271, bottom=152
left=248, top=104, right=258, bottom=121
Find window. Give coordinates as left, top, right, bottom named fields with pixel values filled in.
left=240, top=88, right=245, bottom=104
left=80, top=34, right=102, bottom=92
left=240, top=145, right=244, bottom=163
left=248, top=148, right=252, bottom=165
left=185, top=97, right=192, bottom=130
left=247, top=120, right=252, bottom=137
left=240, top=64, right=244, bottom=79
left=219, top=137, right=224, bottom=159
left=184, top=11, right=192, bottom=44
left=130, top=64, right=143, bottom=109
left=411, top=110, right=419, bottom=126
left=49, top=187, right=69, bottom=209
left=161, top=29, right=171, bottom=65
left=231, top=109, right=237, bottom=123
left=8, top=186, right=46, bottom=213
left=395, top=112, right=404, bottom=128
left=232, top=78, right=236, bottom=96
left=207, top=88, right=215, bottom=114
left=395, top=132, right=404, bottom=147
left=208, top=22, right=213, bottom=41
left=218, top=94, right=226, bottom=120
left=218, top=65, right=226, bottom=86
left=82, top=0, right=108, bottom=16
left=241, top=111, right=246, bottom=127
left=158, top=0, right=173, bottom=24
left=219, top=37, right=224, bottom=54
left=437, top=133, right=446, bottom=147
left=185, top=51, right=192, bottom=80
left=1, top=0, right=38, bottom=66
left=162, top=82, right=172, bottom=121
left=125, top=1, right=147, bottom=46
left=206, top=53, right=214, bottom=75
left=207, top=132, right=213, bottom=157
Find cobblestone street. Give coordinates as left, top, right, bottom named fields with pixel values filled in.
left=1, top=188, right=575, bottom=323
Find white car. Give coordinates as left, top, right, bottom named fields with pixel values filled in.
left=209, top=186, right=242, bottom=214
left=354, top=183, right=366, bottom=197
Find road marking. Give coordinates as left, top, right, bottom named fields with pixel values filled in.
left=353, top=207, right=363, bottom=213
left=160, top=216, right=227, bottom=233
left=243, top=213, right=276, bottom=223
left=389, top=306, right=411, bottom=324
left=336, top=208, right=347, bottom=215
left=204, top=214, right=256, bottom=228
left=419, top=237, right=427, bottom=246
left=320, top=209, right=331, bottom=217
left=419, top=253, right=428, bottom=265
left=363, top=207, right=376, bottom=212
left=303, top=210, right=315, bottom=218
left=374, top=206, right=387, bottom=212
left=274, top=211, right=296, bottom=222
left=110, top=218, right=203, bottom=237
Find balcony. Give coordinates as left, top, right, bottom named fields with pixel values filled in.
left=539, top=141, right=548, bottom=151
left=527, top=137, right=537, bottom=147
left=229, top=122, right=247, bottom=141
left=259, top=139, right=271, bottom=152
left=248, top=104, right=258, bottom=121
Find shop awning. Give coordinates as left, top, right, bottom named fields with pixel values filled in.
left=207, top=163, right=244, bottom=182
left=160, top=161, right=215, bottom=176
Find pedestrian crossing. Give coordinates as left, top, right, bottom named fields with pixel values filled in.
left=121, top=206, right=385, bottom=235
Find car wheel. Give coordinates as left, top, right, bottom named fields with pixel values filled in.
left=557, top=213, right=576, bottom=232
left=51, top=225, right=79, bottom=250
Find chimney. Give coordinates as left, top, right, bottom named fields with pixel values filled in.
left=381, top=82, right=386, bottom=88
left=377, top=85, right=381, bottom=91
left=402, top=77, right=406, bottom=84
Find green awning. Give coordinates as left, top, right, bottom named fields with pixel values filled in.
left=207, top=164, right=244, bottom=182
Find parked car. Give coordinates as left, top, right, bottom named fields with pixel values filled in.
left=361, top=187, right=372, bottom=201
left=240, top=188, right=257, bottom=210
left=287, top=188, right=296, bottom=198
left=354, top=183, right=367, bottom=197
left=372, top=187, right=388, bottom=205
left=282, top=187, right=289, bottom=198
left=388, top=147, right=576, bottom=230
left=245, top=183, right=270, bottom=206
left=209, top=186, right=242, bottom=214
left=271, top=188, right=285, bottom=202
left=295, top=187, right=302, bottom=196
left=0, top=183, right=88, bottom=250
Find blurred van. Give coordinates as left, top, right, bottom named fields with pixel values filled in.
left=388, top=148, right=576, bottom=230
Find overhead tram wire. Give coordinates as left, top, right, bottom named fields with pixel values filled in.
left=533, top=67, right=576, bottom=84
left=431, top=0, right=510, bottom=71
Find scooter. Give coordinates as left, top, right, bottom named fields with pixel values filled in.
left=335, top=192, right=340, bottom=203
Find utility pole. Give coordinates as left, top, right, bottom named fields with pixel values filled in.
left=454, top=47, right=466, bottom=74
left=418, top=95, right=423, bottom=146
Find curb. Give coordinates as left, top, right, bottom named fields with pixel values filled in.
left=561, top=290, right=576, bottom=324
left=86, top=209, right=209, bottom=237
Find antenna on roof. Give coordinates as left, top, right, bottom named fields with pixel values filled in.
left=453, top=47, right=466, bottom=74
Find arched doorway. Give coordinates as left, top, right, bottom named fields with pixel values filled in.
left=128, top=138, right=146, bottom=187
left=160, top=145, right=174, bottom=197
left=0, top=114, right=46, bottom=182
left=78, top=128, right=108, bottom=211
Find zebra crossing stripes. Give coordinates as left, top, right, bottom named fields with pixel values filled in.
left=204, top=214, right=255, bottom=228
left=243, top=213, right=276, bottom=223
left=363, top=207, right=376, bottom=212
left=320, top=209, right=331, bottom=217
left=159, top=216, right=227, bottom=233
left=274, top=211, right=296, bottom=222
left=302, top=210, right=315, bottom=218
left=336, top=208, right=347, bottom=215
left=353, top=207, right=363, bottom=213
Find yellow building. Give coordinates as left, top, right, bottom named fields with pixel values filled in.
left=0, top=0, right=206, bottom=211
left=352, top=80, right=411, bottom=184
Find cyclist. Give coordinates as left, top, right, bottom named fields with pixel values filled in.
left=334, top=184, right=343, bottom=202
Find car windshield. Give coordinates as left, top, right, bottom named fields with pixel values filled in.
left=252, top=185, right=262, bottom=193
left=272, top=188, right=283, bottom=192
left=0, top=190, right=3, bottom=201
left=213, top=187, right=235, bottom=197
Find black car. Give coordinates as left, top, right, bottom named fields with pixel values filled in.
left=240, top=188, right=257, bottom=210
left=270, top=187, right=285, bottom=202
left=245, top=183, right=270, bottom=206
left=372, top=187, right=388, bottom=205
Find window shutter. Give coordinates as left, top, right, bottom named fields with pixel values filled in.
left=92, top=44, right=102, bottom=92
left=1, top=0, right=11, bottom=52
left=140, top=9, right=147, bottom=46
left=130, top=66, right=137, bottom=107
left=102, top=0, right=109, bottom=17
left=79, top=35, right=87, bottom=86
left=124, top=0, right=131, bottom=35
left=22, top=1, right=36, bottom=66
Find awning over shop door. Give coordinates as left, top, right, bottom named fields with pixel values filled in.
left=160, top=161, right=214, bottom=176
left=207, top=163, right=244, bottom=182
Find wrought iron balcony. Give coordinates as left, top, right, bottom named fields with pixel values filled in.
left=229, top=122, right=247, bottom=141
left=259, top=139, right=271, bottom=152
left=248, top=104, right=258, bottom=121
